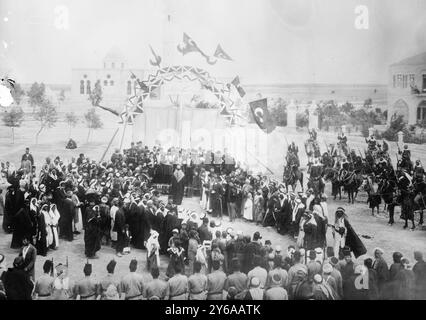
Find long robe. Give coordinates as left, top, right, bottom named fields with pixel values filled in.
left=126, top=203, right=140, bottom=248
left=160, top=213, right=180, bottom=254
left=11, top=207, right=33, bottom=249
left=36, top=211, right=48, bottom=256
left=84, top=207, right=101, bottom=257
left=3, top=188, right=25, bottom=234
left=48, top=205, right=60, bottom=249
left=171, top=171, right=185, bottom=205
left=71, top=194, right=83, bottom=232
left=134, top=204, right=151, bottom=249
left=59, top=198, right=75, bottom=241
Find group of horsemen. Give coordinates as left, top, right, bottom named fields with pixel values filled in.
left=283, top=128, right=426, bottom=228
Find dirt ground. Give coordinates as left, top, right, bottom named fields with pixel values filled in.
left=0, top=114, right=425, bottom=281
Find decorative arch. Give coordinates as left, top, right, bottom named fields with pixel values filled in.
left=128, top=65, right=234, bottom=115
left=393, top=99, right=409, bottom=122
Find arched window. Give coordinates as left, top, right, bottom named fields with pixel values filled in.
left=417, top=101, right=426, bottom=125
left=110, top=80, right=114, bottom=86
left=86, top=80, right=91, bottom=94
left=80, top=80, right=85, bottom=94
left=104, top=80, right=108, bottom=86
left=127, top=81, right=132, bottom=95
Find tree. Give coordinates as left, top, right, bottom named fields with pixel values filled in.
left=58, top=89, right=66, bottom=104
left=65, top=112, right=78, bottom=139
left=10, top=83, right=25, bottom=105
left=296, top=111, right=309, bottom=128
left=270, top=97, right=287, bottom=126
left=27, top=82, right=46, bottom=112
left=84, top=108, right=103, bottom=142
left=340, top=101, right=354, bottom=115
left=89, top=80, right=102, bottom=107
left=363, top=98, right=373, bottom=109
left=1, top=107, right=24, bottom=143
left=34, top=99, right=58, bottom=144
left=318, top=100, right=345, bottom=130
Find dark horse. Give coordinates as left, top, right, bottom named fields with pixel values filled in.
left=283, top=165, right=304, bottom=193
left=323, top=167, right=341, bottom=200
left=307, top=177, right=325, bottom=197
left=341, top=171, right=363, bottom=204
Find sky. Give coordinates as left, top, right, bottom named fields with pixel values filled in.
left=0, top=0, right=426, bottom=85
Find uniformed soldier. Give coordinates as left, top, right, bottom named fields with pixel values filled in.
left=167, top=264, right=188, bottom=300
left=414, top=160, right=425, bottom=182
left=188, top=261, right=208, bottom=300
left=33, top=260, right=54, bottom=300
left=120, top=259, right=145, bottom=300
left=144, top=267, right=169, bottom=300
left=206, top=260, right=227, bottom=300
left=98, top=260, right=121, bottom=300
left=74, top=262, right=99, bottom=300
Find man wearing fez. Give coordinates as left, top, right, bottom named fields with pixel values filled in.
left=120, top=259, right=145, bottom=300
left=33, top=259, right=55, bottom=300
left=98, top=260, right=121, bottom=300
left=74, top=262, right=99, bottom=300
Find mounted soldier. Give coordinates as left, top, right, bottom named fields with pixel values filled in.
left=399, top=145, right=413, bottom=173
left=288, top=141, right=299, bottom=156
left=413, top=160, right=425, bottom=183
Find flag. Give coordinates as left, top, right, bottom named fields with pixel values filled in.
left=344, top=218, right=367, bottom=258
left=214, top=44, right=232, bottom=61
left=177, top=33, right=199, bottom=55
left=230, top=76, right=246, bottom=98
left=149, top=45, right=162, bottom=67
left=249, top=98, right=276, bottom=133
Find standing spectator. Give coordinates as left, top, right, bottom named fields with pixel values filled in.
left=167, top=264, right=188, bottom=300
left=18, top=236, right=37, bottom=281
left=363, top=258, right=379, bottom=300
left=225, top=259, right=248, bottom=298
left=73, top=263, right=99, bottom=300
left=264, top=273, right=288, bottom=300
left=372, top=248, right=389, bottom=297
left=206, top=260, right=226, bottom=300
left=266, top=256, right=288, bottom=289
left=413, top=251, right=426, bottom=300
left=1, top=256, right=34, bottom=300
left=247, top=256, right=268, bottom=289
left=98, top=260, right=121, bottom=300
left=394, top=258, right=415, bottom=300
left=329, top=257, right=343, bottom=299
left=120, top=259, right=145, bottom=300
left=244, top=277, right=264, bottom=300
left=144, top=267, right=169, bottom=300
left=21, top=147, right=34, bottom=166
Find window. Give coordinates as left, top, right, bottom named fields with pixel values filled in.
left=417, top=101, right=426, bottom=124
left=80, top=80, right=85, bottom=94
left=107, top=74, right=111, bottom=79
left=397, top=74, right=403, bottom=87
left=110, top=80, right=114, bottom=86
left=403, top=75, right=408, bottom=88
left=423, top=74, right=426, bottom=92
left=409, top=74, right=415, bottom=84
left=104, top=80, right=108, bottom=86
left=86, top=80, right=91, bottom=94
left=127, top=81, right=132, bottom=95
left=393, top=75, right=396, bottom=88
left=112, top=62, right=115, bottom=69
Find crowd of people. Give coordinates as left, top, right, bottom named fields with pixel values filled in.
left=0, top=139, right=425, bottom=300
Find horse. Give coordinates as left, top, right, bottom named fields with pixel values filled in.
left=341, top=171, right=363, bottom=204
left=283, top=165, right=304, bottom=193
left=361, top=175, right=381, bottom=215
left=323, top=167, right=341, bottom=200
left=378, top=178, right=397, bottom=214
left=307, top=177, right=325, bottom=197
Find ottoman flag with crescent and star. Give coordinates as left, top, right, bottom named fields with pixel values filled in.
left=249, top=98, right=276, bottom=134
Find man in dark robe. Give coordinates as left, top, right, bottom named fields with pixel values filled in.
left=4, top=184, right=25, bottom=234
left=210, top=176, right=224, bottom=218
left=413, top=251, right=426, bottom=300
left=1, top=256, right=34, bottom=300
left=242, top=232, right=262, bottom=274
left=170, top=165, right=185, bottom=205
left=84, top=205, right=102, bottom=258
left=113, top=200, right=126, bottom=257
left=59, top=190, right=76, bottom=242
left=134, top=200, right=151, bottom=250
left=124, top=198, right=141, bottom=248
left=159, top=210, right=181, bottom=254
left=11, top=202, right=33, bottom=249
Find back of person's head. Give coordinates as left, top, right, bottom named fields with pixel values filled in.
left=364, top=258, right=373, bottom=269
left=326, top=246, right=334, bottom=258
left=212, top=260, right=220, bottom=271
left=129, top=259, right=138, bottom=272
left=174, top=264, right=182, bottom=274
left=193, top=261, right=202, bottom=273
left=215, top=230, right=221, bottom=238
left=309, top=250, right=316, bottom=261
left=393, top=252, right=403, bottom=263
left=232, top=258, right=241, bottom=272
left=203, top=217, right=209, bottom=225
left=43, top=260, right=53, bottom=274
left=293, top=251, right=302, bottom=263
left=273, top=255, right=282, bottom=268
left=151, top=267, right=160, bottom=279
